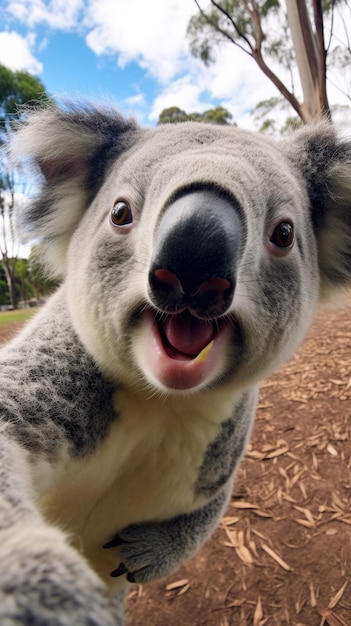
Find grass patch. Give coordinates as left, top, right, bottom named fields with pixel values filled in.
left=0, top=308, right=37, bottom=326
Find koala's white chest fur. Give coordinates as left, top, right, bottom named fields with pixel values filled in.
left=38, top=386, right=238, bottom=588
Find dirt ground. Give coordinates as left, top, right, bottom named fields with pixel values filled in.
left=1, top=307, right=351, bottom=626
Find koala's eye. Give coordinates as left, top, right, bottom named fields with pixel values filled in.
left=111, top=200, right=133, bottom=227
left=270, top=221, right=294, bottom=248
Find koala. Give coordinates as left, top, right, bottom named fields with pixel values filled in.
left=1, top=104, right=351, bottom=625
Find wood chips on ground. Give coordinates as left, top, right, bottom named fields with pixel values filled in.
left=126, top=306, right=351, bottom=626
left=1, top=305, right=351, bottom=625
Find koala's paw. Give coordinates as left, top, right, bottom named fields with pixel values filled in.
left=104, top=521, right=190, bottom=584
left=0, top=525, right=123, bottom=626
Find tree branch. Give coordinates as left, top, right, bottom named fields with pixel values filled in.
left=210, top=0, right=254, bottom=52
left=327, top=75, right=351, bottom=102
left=246, top=0, right=306, bottom=119
left=241, top=0, right=263, bottom=50
left=325, top=0, right=336, bottom=54
left=337, top=1, right=351, bottom=54
left=194, top=0, right=252, bottom=56
left=253, top=49, right=306, bottom=120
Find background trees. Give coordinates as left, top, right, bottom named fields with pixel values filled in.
left=0, top=64, right=48, bottom=133
left=0, top=64, right=50, bottom=308
left=187, top=0, right=350, bottom=129
left=0, top=254, right=59, bottom=309
left=1, top=3, right=350, bottom=302
left=158, top=105, right=234, bottom=124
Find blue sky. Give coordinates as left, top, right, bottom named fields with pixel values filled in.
left=38, top=31, right=159, bottom=104
left=0, top=0, right=350, bottom=129
left=0, top=0, right=294, bottom=128
left=0, top=0, right=350, bottom=260
left=1, top=0, right=248, bottom=126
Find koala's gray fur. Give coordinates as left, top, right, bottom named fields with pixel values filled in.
left=1, top=103, right=351, bottom=625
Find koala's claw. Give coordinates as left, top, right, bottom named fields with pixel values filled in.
left=103, top=535, right=125, bottom=549
left=104, top=535, right=139, bottom=582
left=103, top=496, right=227, bottom=584
left=110, top=563, right=128, bottom=578
left=102, top=521, right=186, bottom=584
left=110, top=562, right=136, bottom=583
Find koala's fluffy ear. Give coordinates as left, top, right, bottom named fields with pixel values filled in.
left=10, top=103, right=138, bottom=275
left=284, top=123, right=351, bottom=301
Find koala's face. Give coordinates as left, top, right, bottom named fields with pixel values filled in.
left=65, top=123, right=319, bottom=394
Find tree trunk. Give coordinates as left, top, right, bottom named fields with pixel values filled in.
left=285, top=0, right=331, bottom=120
left=34, top=285, right=41, bottom=306
left=2, top=252, right=17, bottom=309
left=311, top=0, right=331, bottom=118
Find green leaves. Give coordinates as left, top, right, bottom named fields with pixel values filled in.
left=187, top=0, right=281, bottom=64
left=157, top=105, right=234, bottom=125
left=0, top=64, right=51, bottom=133
left=158, top=106, right=190, bottom=123
left=261, top=0, right=280, bottom=17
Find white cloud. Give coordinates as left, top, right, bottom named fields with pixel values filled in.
left=6, top=0, right=84, bottom=29
left=4, top=0, right=197, bottom=83
left=4, top=0, right=350, bottom=131
left=0, top=31, right=43, bottom=74
left=124, top=93, right=146, bottom=107
left=0, top=0, right=303, bottom=126
left=203, top=49, right=275, bottom=126
left=149, top=42, right=281, bottom=128
left=84, top=0, right=195, bottom=83
left=149, top=74, right=212, bottom=121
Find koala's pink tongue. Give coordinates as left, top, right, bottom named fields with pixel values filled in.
left=163, top=313, right=214, bottom=357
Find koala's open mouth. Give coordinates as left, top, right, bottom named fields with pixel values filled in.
left=140, top=309, right=231, bottom=391
left=158, top=311, right=215, bottom=360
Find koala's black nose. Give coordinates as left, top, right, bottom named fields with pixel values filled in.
left=148, top=190, right=243, bottom=319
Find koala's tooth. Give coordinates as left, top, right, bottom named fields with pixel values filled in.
left=194, top=340, right=214, bottom=363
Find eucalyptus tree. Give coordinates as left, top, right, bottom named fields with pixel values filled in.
left=187, top=0, right=350, bottom=126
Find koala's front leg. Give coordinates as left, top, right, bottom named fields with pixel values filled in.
left=0, top=525, right=124, bottom=626
left=0, top=437, right=123, bottom=626
left=104, top=488, right=229, bottom=584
